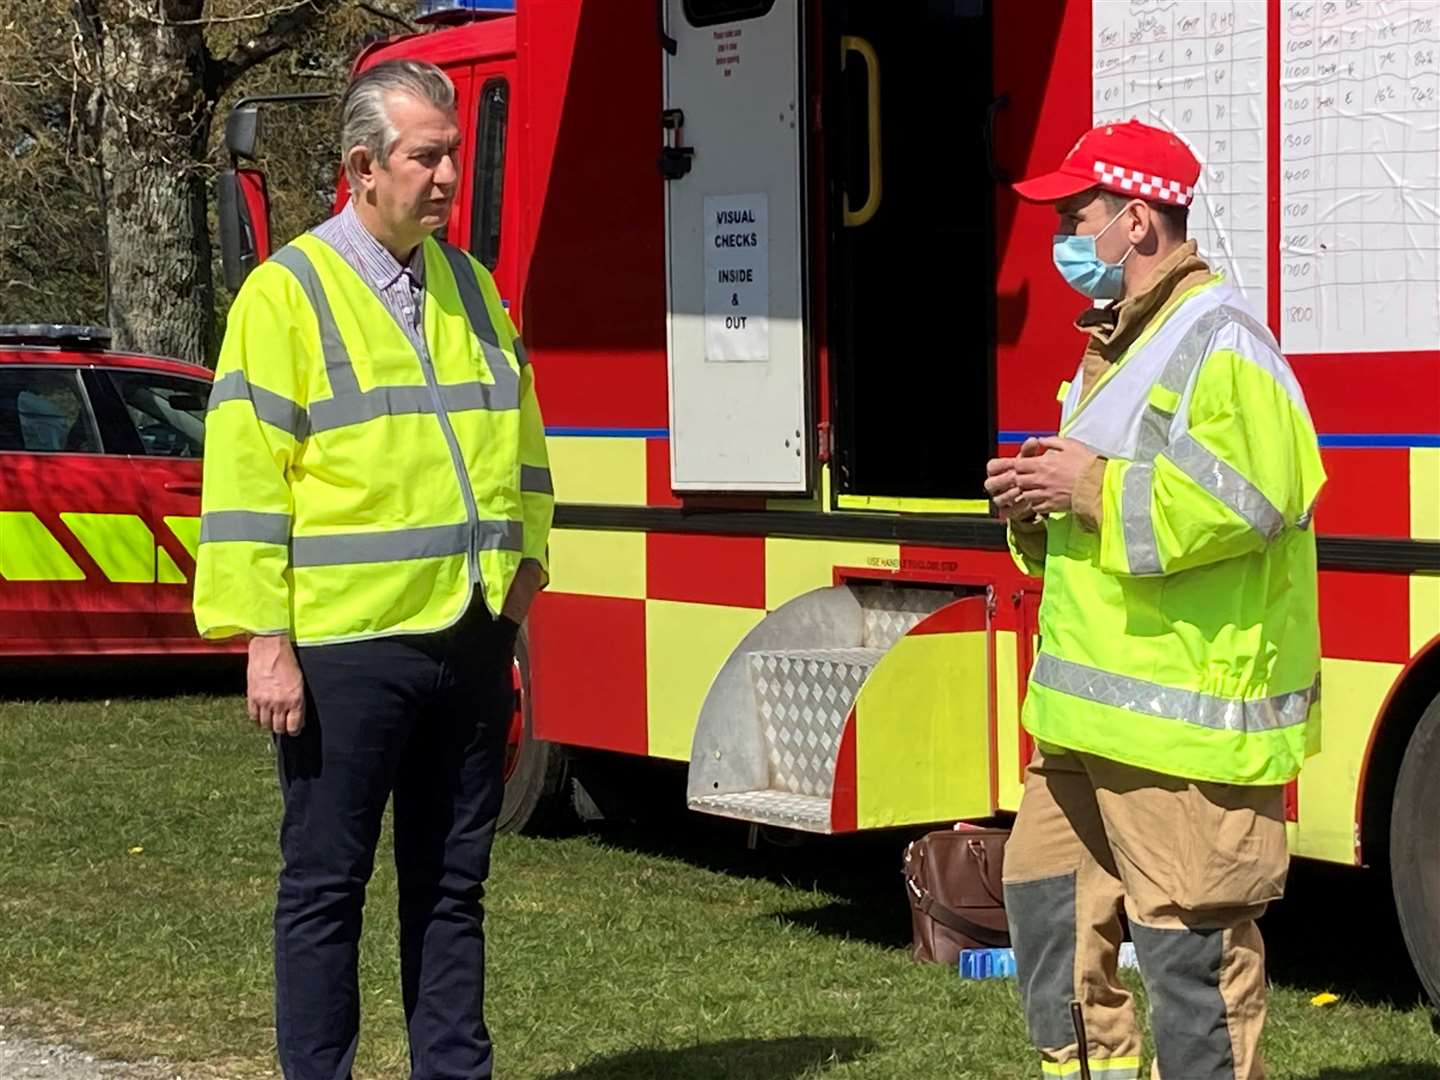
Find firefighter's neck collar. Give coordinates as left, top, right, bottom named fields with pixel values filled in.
left=1075, top=239, right=1207, bottom=351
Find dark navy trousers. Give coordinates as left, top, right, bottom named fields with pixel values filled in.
left=274, top=604, right=516, bottom=1080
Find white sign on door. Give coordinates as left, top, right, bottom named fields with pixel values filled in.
left=703, top=193, right=770, bottom=363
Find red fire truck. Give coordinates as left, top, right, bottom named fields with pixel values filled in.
left=218, top=0, right=1440, bottom=1001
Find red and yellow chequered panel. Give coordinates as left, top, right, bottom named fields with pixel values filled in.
left=1299, top=447, right=1438, bottom=863
left=547, top=437, right=649, bottom=507
left=533, top=486, right=903, bottom=765
left=534, top=436, right=1439, bottom=856
left=528, top=589, right=649, bottom=755
left=642, top=537, right=900, bottom=763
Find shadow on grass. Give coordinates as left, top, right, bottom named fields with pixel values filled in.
left=1291, top=1065, right=1440, bottom=1079
left=570, top=756, right=1439, bottom=1010
left=1261, top=859, right=1430, bottom=1011
left=539, top=1035, right=875, bottom=1079
left=568, top=760, right=922, bottom=950
left=0, top=655, right=244, bottom=701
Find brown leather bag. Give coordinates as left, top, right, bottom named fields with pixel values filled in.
left=903, top=825, right=1011, bottom=965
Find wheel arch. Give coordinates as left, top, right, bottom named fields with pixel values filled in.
left=1356, top=633, right=1440, bottom=865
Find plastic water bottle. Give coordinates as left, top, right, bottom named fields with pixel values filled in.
left=957, top=947, right=1017, bottom=979
left=958, top=944, right=1136, bottom=979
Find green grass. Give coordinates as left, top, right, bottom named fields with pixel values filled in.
left=0, top=671, right=1437, bottom=1079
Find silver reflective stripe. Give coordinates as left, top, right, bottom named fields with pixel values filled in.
left=1121, top=462, right=1162, bottom=575
left=438, top=244, right=500, bottom=346
left=307, top=380, right=521, bottom=432
left=290, top=520, right=522, bottom=567
left=200, top=510, right=292, bottom=546
left=441, top=379, right=520, bottom=413
left=292, top=523, right=467, bottom=567
left=1032, top=653, right=1317, bottom=733
left=512, top=336, right=531, bottom=368
left=1163, top=433, right=1286, bottom=541
left=1135, top=304, right=1279, bottom=463
left=269, top=245, right=361, bottom=397
left=478, top=519, right=524, bottom=551
left=309, top=386, right=435, bottom=432
left=1135, top=307, right=1225, bottom=462
left=207, top=370, right=309, bottom=441
left=1135, top=402, right=1173, bottom=462
left=520, top=465, right=554, bottom=495
left=437, top=243, right=520, bottom=399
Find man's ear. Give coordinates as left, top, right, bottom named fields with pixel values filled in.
left=1131, top=201, right=1160, bottom=251
left=346, top=144, right=378, bottom=192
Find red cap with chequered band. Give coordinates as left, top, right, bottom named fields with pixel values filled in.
left=1012, top=120, right=1201, bottom=208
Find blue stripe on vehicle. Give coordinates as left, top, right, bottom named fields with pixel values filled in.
left=998, top=431, right=1440, bottom=449
left=546, top=427, right=670, bottom=439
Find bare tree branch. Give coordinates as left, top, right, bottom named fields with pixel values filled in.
left=356, top=0, right=416, bottom=31
left=139, top=0, right=313, bottom=27
left=211, top=0, right=340, bottom=95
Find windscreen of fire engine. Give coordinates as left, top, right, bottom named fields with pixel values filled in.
left=827, top=0, right=995, bottom=502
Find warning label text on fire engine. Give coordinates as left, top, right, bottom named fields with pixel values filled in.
left=703, top=193, right=769, bottom=363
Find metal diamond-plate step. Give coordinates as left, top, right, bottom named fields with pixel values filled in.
left=858, top=587, right=953, bottom=650
left=689, top=790, right=833, bottom=832
left=748, top=648, right=882, bottom=798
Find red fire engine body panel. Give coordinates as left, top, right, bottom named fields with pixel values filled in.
left=405, top=0, right=1435, bottom=871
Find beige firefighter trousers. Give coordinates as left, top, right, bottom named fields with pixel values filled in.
left=1002, top=749, right=1289, bottom=1080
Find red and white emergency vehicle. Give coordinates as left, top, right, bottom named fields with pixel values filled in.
left=0, top=324, right=217, bottom=655
left=218, top=0, right=1440, bottom=1000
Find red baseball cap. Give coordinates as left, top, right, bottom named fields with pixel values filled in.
left=1013, top=120, right=1201, bottom=207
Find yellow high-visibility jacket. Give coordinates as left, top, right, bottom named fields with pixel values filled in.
left=1012, top=278, right=1326, bottom=785
left=194, top=232, right=553, bottom=644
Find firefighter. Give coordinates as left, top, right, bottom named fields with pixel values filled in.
left=985, top=120, right=1325, bottom=1079
left=193, top=60, right=552, bottom=1080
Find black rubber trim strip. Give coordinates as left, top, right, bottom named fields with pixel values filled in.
left=553, top=504, right=1012, bottom=550
left=1316, top=535, right=1440, bottom=573
left=552, top=505, right=1440, bottom=573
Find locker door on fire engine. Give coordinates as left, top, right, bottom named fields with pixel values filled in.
left=663, top=0, right=809, bottom=493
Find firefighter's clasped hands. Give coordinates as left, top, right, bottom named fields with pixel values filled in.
left=986, top=436, right=1100, bottom=519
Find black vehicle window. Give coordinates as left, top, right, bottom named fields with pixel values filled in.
left=0, top=368, right=99, bottom=453
left=470, top=78, right=508, bottom=271
left=683, top=0, right=775, bottom=26
left=106, top=370, right=208, bottom=458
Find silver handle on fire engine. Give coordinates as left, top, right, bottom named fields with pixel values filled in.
left=841, top=35, right=882, bottom=228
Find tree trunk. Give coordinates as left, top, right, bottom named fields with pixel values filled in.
left=85, top=1, right=214, bottom=364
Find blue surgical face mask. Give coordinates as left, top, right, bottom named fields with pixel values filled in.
left=1051, top=203, right=1136, bottom=300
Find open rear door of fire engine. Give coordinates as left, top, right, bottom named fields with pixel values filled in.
left=662, top=0, right=809, bottom=493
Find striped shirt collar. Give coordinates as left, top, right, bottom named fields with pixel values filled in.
left=329, top=200, right=425, bottom=291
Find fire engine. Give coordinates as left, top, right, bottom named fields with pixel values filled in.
left=216, top=0, right=1440, bottom=1002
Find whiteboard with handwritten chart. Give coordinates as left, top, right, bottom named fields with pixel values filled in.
left=1279, top=1, right=1440, bottom=354
left=1093, top=2, right=1270, bottom=317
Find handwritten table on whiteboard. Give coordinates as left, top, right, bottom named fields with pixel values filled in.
left=1093, top=1, right=1270, bottom=316
left=1279, top=1, right=1440, bottom=354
